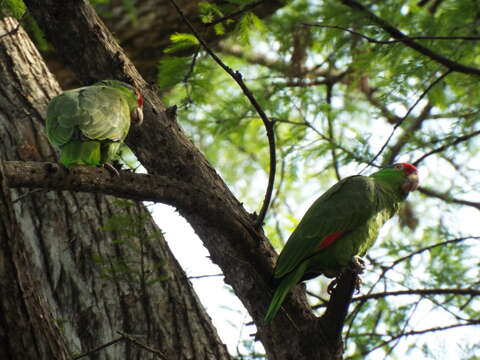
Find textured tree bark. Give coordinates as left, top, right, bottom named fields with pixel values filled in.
left=45, top=0, right=287, bottom=86
left=19, top=1, right=352, bottom=359
left=0, top=16, right=231, bottom=360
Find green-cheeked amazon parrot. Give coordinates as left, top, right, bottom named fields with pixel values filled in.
left=264, top=163, right=419, bottom=323
left=46, top=80, right=144, bottom=169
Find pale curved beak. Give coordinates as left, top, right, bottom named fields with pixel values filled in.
left=131, top=107, right=144, bottom=126
left=403, top=171, right=419, bottom=193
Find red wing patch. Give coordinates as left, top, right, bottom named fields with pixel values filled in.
left=318, top=230, right=347, bottom=249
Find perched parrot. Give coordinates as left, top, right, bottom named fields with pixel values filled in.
left=46, top=80, right=144, bottom=170
left=264, top=163, right=419, bottom=323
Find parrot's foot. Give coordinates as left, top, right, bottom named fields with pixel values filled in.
left=349, top=256, right=366, bottom=274
left=327, top=278, right=338, bottom=295
left=354, top=276, right=363, bottom=293
left=102, top=163, right=120, bottom=176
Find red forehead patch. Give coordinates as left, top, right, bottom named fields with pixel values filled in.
left=400, top=163, right=417, bottom=174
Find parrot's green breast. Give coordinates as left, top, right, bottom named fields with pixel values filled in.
left=264, top=173, right=406, bottom=323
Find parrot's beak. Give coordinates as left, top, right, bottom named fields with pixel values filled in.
left=403, top=171, right=419, bottom=193
left=132, top=107, right=144, bottom=126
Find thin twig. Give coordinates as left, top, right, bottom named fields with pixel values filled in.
left=205, top=0, right=265, bottom=27
left=361, top=320, right=480, bottom=357
left=72, top=336, right=126, bottom=359
left=339, top=0, right=480, bottom=76
left=117, top=331, right=169, bottom=359
left=303, top=24, right=480, bottom=43
left=0, top=15, right=23, bottom=40
left=326, top=81, right=341, bottom=180
left=168, top=0, right=276, bottom=227
left=418, top=187, right=480, bottom=211
left=353, top=288, right=480, bottom=301
left=382, top=102, right=432, bottom=165
left=360, top=69, right=451, bottom=173
left=187, top=273, right=224, bottom=279
left=343, top=236, right=480, bottom=341
left=413, top=129, right=480, bottom=165
left=12, top=188, right=45, bottom=203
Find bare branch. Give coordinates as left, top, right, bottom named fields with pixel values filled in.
left=418, top=186, right=480, bottom=211
left=167, top=0, right=276, bottom=227
left=0, top=18, right=21, bottom=39
left=361, top=321, right=480, bottom=357
left=205, top=0, right=265, bottom=27
left=187, top=273, right=224, bottom=280
left=339, top=0, right=480, bottom=76
left=116, top=331, right=169, bottom=359
left=353, top=288, right=480, bottom=302
left=326, top=82, right=341, bottom=180
left=303, top=23, right=480, bottom=43
left=413, top=129, right=480, bottom=165
left=381, top=102, right=433, bottom=165
left=72, top=336, right=126, bottom=360
left=361, top=70, right=451, bottom=173
left=4, top=161, right=217, bottom=213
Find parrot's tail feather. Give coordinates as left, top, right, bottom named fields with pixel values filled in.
left=60, top=140, right=101, bottom=167
left=264, top=262, right=308, bottom=323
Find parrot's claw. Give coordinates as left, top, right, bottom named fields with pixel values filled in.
left=349, top=256, right=366, bottom=274
left=102, top=163, right=120, bottom=177
left=327, top=278, right=338, bottom=295
left=354, top=276, right=363, bottom=293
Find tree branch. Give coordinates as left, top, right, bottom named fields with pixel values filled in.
left=303, top=23, right=480, bottom=43
left=339, top=0, right=480, bottom=76
left=205, top=0, right=266, bottom=27
left=321, top=270, right=358, bottom=345
left=413, top=129, right=480, bottom=166
left=3, top=161, right=214, bottom=210
left=167, top=0, right=276, bottom=227
left=418, top=186, right=480, bottom=211
left=353, top=288, right=480, bottom=301
left=381, top=102, right=433, bottom=165
left=361, top=69, right=450, bottom=173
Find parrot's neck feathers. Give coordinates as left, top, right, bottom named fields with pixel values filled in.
left=370, top=170, right=408, bottom=201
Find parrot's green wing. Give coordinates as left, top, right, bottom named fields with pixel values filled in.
left=77, top=86, right=131, bottom=142
left=46, top=85, right=133, bottom=167
left=46, top=85, right=131, bottom=146
left=273, top=175, right=376, bottom=279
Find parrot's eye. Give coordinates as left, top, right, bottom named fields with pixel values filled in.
left=394, top=164, right=404, bottom=171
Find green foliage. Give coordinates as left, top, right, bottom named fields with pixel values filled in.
left=95, top=201, right=169, bottom=288
left=157, top=56, right=193, bottom=91
left=164, top=32, right=199, bottom=54
left=156, top=0, right=480, bottom=358
left=0, top=0, right=25, bottom=18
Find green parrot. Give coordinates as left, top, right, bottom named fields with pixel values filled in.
left=46, top=80, right=144, bottom=170
left=264, top=163, right=419, bottom=323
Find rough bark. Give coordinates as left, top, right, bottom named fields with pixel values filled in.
left=0, top=16, right=231, bottom=360
left=19, top=1, right=355, bottom=359
left=44, top=0, right=287, bottom=86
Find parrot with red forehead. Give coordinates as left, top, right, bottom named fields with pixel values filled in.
left=264, top=163, right=419, bottom=323
left=46, top=80, right=144, bottom=170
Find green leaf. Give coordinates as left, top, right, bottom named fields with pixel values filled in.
left=163, top=33, right=199, bottom=54
left=198, top=1, right=224, bottom=24
left=157, top=56, right=193, bottom=90
left=0, top=0, right=26, bottom=18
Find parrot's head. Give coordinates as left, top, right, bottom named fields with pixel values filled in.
left=371, top=162, right=419, bottom=196
left=94, top=80, right=144, bottom=126
left=131, top=88, right=144, bottom=126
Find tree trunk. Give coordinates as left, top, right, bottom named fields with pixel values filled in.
left=0, top=16, right=231, bottom=360
left=13, top=0, right=355, bottom=356
left=45, top=0, right=287, bottom=87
